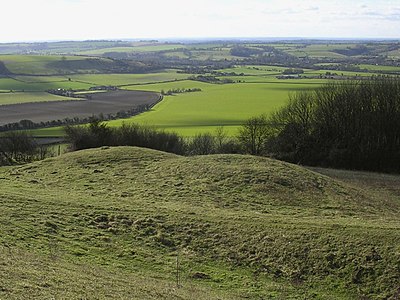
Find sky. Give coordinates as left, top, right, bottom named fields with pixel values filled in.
left=1, top=0, right=400, bottom=42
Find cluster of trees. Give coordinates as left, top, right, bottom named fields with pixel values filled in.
left=161, top=88, right=202, bottom=96
left=189, top=75, right=234, bottom=84
left=242, top=78, right=400, bottom=172
left=282, top=68, right=304, bottom=75
left=230, top=46, right=264, bottom=57
left=0, top=132, right=49, bottom=165
left=65, top=120, right=185, bottom=154
left=65, top=121, right=241, bottom=156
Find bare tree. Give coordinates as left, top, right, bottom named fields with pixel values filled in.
left=238, top=114, right=272, bottom=155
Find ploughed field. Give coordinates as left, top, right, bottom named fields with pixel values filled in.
left=0, top=90, right=160, bottom=126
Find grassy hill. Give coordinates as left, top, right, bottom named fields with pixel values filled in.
left=0, top=147, right=399, bottom=299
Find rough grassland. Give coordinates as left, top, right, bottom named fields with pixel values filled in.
left=0, top=146, right=399, bottom=299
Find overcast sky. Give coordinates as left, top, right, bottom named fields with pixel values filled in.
left=1, top=0, right=399, bottom=42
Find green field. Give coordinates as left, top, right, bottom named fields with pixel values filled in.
left=0, top=55, right=83, bottom=74
left=106, top=80, right=320, bottom=136
left=0, top=54, right=119, bottom=75
left=1, top=146, right=399, bottom=298
left=358, top=64, right=400, bottom=72
left=29, top=79, right=323, bottom=137
left=68, top=70, right=189, bottom=86
left=77, top=44, right=187, bottom=55
left=216, top=65, right=288, bottom=75
left=0, top=92, right=75, bottom=105
left=284, top=43, right=353, bottom=59
left=0, top=77, right=93, bottom=92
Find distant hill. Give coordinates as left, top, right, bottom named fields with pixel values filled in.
left=0, top=55, right=156, bottom=75
left=0, top=146, right=399, bottom=299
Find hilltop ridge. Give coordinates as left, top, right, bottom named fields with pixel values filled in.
left=0, top=146, right=399, bottom=299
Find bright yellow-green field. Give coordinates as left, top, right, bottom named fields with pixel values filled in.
left=16, top=63, right=384, bottom=137
left=104, top=79, right=322, bottom=136
left=30, top=79, right=323, bottom=137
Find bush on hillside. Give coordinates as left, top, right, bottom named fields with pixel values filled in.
left=0, top=131, right=38, bottom=164
left=65, top=121, right=186, bottom=155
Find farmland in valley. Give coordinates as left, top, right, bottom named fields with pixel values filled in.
left=0, top=90, right=159, bottom=126
left=1, top=40, right=400, bottom=299
left=120, top=80, right=319, bottom=136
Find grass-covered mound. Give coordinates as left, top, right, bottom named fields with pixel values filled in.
left=0, top=147, right=399, bottom=299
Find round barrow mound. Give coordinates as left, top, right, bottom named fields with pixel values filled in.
left=0, top=90, right=160, bottom=126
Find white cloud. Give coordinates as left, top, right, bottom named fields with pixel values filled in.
left=0, top=0, right=399, bottom=42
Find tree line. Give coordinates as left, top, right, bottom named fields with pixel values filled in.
left=3, top=77, right=400, bottom=173
left=0, top=104, right=153, bottom=132
left=0, top=132, right=49, bottom=165
left=243, top=77, right=400, bottom=172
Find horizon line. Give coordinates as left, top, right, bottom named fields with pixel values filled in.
left=1, top=36, right=400, bottom=44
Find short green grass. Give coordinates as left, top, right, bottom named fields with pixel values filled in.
left=0, top=92, right=75, bottom=105
left=0, top=77, right=93, bottom=92
left=358, top=64, right=400, bottom=72
left=0, top=146, right=399, bottom=299
left=0, top=54, right=83, bottom=75
left=30, top=78, right=326, bottom=137
left=111, top=80, right=324, bottom=136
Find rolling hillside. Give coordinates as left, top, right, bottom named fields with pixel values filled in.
left=0, top=146, right=399, bottom=299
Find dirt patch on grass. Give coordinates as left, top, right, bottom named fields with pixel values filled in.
left=0, top=90, right=160, bottom=125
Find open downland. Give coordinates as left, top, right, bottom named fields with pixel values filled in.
left=0, top=90, right=159, bottom=126
left=0, top=147, right=399, bottom=299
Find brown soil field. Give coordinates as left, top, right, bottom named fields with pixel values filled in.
left=0, top=90, right=160, bottom=125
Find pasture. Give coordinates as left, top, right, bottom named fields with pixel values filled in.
left=0, top=55, right=83, bottom=75
left=0, top=92, right=74, bottom=106
left=0, top=76, right=92, bottom=92
left=112, top=79, right=321, bottom=136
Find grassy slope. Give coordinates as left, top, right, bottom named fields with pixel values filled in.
left=0, top=76, right=93, bottom=92
left=0, top=146, right=399, bottom=299
left=0, top=54, right=118, bottom=75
